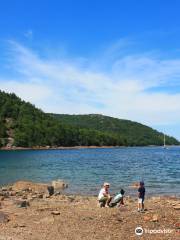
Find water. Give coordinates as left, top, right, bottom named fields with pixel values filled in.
left=0, top=147, right=179, bottom=196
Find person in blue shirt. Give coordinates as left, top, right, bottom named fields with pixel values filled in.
left=137, top=181, right=145, bottom=212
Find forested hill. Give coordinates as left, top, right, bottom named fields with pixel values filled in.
left=51, top=114, right=179, bottom=146
left=0, top=90, right=179, bottom=148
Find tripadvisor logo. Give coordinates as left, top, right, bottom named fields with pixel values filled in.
left=135, top=226, right=144, bottom=236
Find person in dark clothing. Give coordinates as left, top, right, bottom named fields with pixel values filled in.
left=137, top=181, right=145, bottom=212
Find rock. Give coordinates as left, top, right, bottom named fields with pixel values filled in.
left=12, top=181, right=49, bottom=193
left=68, top=196, right=75, bottom=202
left=9, top=191, right=16, bottom=196
left=16, top=191, right=23, bottom=197
left=51, top=211, right=60, bottom=215
left=15, top=200, right=30, bottom=208
left=18, top=223, right=26, bottom=227
left=144, top=215, right=151, bottom=221
left=0, top=196, right=5, bottom=201
left=47, top=186, right=54, bottom=196
left=22, top=195, right=28, bottom=199
left=0, top=212, right=9, bottom=223
left=173, top=205, right=180, bottom=210
left=31, top=195, right=38, bottom=199
left=13, top=223, right=26, bottom=228
left=38, top=194, right=44, bottom=199
left=51, top=180, right=68, bottom=190
left=0, top=191, right=9, bottom=198
left=151, top=214, right=159, bottom=222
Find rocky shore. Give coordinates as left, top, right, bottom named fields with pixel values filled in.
left=0, top=181, right=179, bottom=240
left=0, top=145, right=121, bottom=151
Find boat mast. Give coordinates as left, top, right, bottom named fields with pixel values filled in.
left=164, top=134, right=166, bottom=148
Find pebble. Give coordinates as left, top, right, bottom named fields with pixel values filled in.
left=151, top=214, right=159, bottom=222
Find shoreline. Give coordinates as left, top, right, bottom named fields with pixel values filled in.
left=1, top=145, right=180, bottom=151
left=0, top=145, right=121, bottom=151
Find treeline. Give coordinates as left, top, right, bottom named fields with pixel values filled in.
left=0, top=90, right=179, bottom=148
left=51, top=114, right=179, bottom=146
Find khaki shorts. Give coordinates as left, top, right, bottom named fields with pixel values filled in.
left=99, top=196, right=108, bottom=202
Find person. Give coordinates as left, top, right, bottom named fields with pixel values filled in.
left=109, top=189, right=125, bottom=207
left=98, top=182, right=112, bottom=207
left=137, top=181, right=145, bottom=212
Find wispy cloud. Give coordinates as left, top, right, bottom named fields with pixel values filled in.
left=1, top=40, right=180, bottom=138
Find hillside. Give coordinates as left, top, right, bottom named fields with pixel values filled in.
left=0, top=91, right=125, bottom=148
left=0, top=90, right=179, bottom=148
left=51, top=114, right=179, bottom=146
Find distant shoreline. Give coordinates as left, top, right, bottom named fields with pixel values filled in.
left=0, top=145, right=120, bottom=151
left=0, top=145, right=179, bottom=151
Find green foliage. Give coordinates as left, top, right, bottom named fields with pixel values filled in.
left=0, top=90, right=179, bottom=148
left=51, top=114, right=179, bottom=146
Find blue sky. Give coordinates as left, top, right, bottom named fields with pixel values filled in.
left=0, top=0, right=180, bottom=140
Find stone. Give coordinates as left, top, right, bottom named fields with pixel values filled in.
left=9, top=191, right=16, bottom=196
left=151, top=214, right=159, bottom=222
left=173, top=205, right=180, bottom=210
left=51, top=180, right=68, bottom=190
left=144, top=215, right=151, bottom=221
left=47, top=186, right=54, bottom=196
left=51, top=211, right=60, bottom=215
left=0, top=196, right=5, bottom=201
left=22, top=195, right=28, bottom=199
left=19, top=223, right=26, bottom=227
left=38, top=194, right=44, bottom=199
left=0, top=212, right=9, bottom=223
left=12, top=181, right=49, bottom=193
left=15, top=200, right=30, bottom=208
left=68, top=196, right=75, bottom=202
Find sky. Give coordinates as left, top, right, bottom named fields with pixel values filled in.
left=0, top=0, right=180, bottom=140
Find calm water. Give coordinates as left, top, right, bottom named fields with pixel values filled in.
left=0, top=147, right=179, bottom=196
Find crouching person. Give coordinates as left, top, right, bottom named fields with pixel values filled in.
left=98, top=182, right=112, bottom=207
left=109, top=189, right=125, bottom=207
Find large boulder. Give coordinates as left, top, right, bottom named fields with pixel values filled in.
left=51, top=180, right=68, bottom=191
left=12, top=181, right=48, bottom=193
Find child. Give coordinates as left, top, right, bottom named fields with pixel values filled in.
left=137, top=181, right=145, bottom=212
left=109, top=189, right=125, bottom=207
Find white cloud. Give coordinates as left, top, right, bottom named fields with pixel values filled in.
left=0, top=40, right=180, bottom=138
